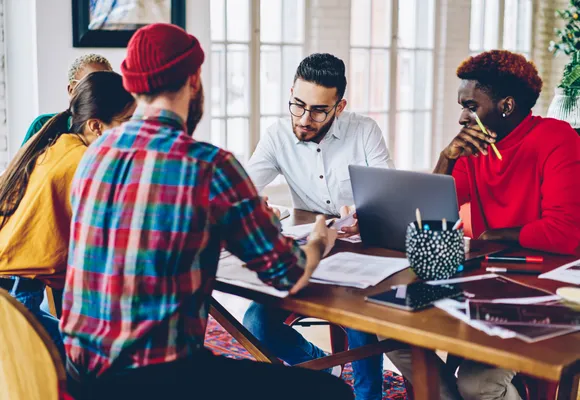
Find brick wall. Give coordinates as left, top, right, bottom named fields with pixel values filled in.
left=0, top=0, right=7, bottom=171
left=432, top=0, right=472, bottom=161
left=307, top=0, right=352, bottom=71
left=533, top=0, right=569, bottom=115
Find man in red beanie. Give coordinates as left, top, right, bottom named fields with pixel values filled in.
left=61, top=23, right=352, bottom=400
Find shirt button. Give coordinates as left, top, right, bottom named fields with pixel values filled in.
left=317, top=148, right=321, bottom=152
left=319, top=175, right=323, bottom=179
left=326, top=200, right=331, bottom=204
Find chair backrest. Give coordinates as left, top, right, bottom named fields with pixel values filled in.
left=0, top=288, right=66, bottom=400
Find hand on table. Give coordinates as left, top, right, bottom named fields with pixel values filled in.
left=336, top=205, right=359, bottom=238
left=290, top=215, right=337, bottom=294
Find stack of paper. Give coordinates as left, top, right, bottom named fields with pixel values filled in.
left=216, top=251, right=408, bottom=294
left=431, top=274, right=580, bottom=343
left=216, top=252, right=289, bottom=298
left=311, top=252, right=409, bottom=289
left=282, top=222, right=363, bottom=244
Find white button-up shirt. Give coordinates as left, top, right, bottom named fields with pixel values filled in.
left=246, top=111, right=395, bottom=215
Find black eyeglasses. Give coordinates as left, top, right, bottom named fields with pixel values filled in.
left=288, top=101, right=339, bottom=123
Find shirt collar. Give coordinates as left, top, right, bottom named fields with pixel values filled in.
left=292, top=116, right=343, bottom=145
left=131, top=105, right=186, bottom=131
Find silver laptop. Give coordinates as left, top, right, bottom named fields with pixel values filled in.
left=349, top=165, right=460, bottom=251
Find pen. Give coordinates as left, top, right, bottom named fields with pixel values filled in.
left=326, top=219, right=335, bottom=228
left=472, top=112, right=503, bottom=160
left=416, top=208, right=423, bottom=230
left=452, top=219, right=462, bottom=230
left=486, top=267, right=542, bottom=275
left=485, top=255, right=544, bottom=263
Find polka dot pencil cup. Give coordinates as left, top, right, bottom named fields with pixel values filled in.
left=405, top=220, right=465, bottom=280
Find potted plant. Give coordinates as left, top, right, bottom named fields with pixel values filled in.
left=548, top=3, right=580, bottom=133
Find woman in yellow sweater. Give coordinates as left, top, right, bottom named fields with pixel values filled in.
left=0, top=71, right=135, bottom=360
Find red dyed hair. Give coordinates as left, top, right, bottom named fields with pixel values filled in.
left=456, top=50, right=543, bottom=111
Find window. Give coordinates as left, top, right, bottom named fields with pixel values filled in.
left=210, top=0, right=305, bottom=163
left=349, top=0, right=437, bottom=171
left=502, top=0, right=533, bottom=58
left=260, top=1, right=305, bottom=138
left=469, top=0, right=533, bottom=58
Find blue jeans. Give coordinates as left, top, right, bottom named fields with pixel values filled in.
left=9, top=277, right=65, bottom=362
left=243, top=302, right=383, bottom=400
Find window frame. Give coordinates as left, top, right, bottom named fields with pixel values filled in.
left=210, top=0, right=307, bottom=163
left=469, top=0, right=535, bottom=58
left=348, top=0, right=441, bottom=172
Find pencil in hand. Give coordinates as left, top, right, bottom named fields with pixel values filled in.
left=472, top=112, right=502, bottom=161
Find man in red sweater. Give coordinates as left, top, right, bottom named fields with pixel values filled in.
left=434, top=50, right=580, bottom=255
left=388, top=51, right=580, bottom=400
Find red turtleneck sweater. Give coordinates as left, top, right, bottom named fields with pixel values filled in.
left=452, top=114, right=580, bottom=255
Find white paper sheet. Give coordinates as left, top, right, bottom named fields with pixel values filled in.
left=312, top=252, right=409, bottom=289
left=281, top=222, right=315, bottom=240
left=539, top=259, right=580, bottom=285
left=339, top=235, right=362, bottom=243
left=269, top=204, right=290, bottom=221
left=216, top=252, right=289, bottom=298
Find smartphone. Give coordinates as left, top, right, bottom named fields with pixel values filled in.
left=365, top=281, right=463, bottom=311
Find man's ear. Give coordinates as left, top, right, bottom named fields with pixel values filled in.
left=498, top=97, right=515, bottom=117
left=67, top=84, right=73, bottom=96
left=189, top=69, right=202, bottom=91
left=335, top=99, right=347, bottom=117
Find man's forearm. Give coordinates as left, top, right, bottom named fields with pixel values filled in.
left=433, top=152, right=457, bottom=175
left=479, top=228, right=521, bottom=243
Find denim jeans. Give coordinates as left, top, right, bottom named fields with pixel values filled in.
left=41, top=287, right=63, bottom=317
left=243, top=302, right=383, bottom=400
left=9, top=277, right=65, bottom=363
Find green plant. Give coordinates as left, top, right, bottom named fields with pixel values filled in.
left=550, top=2, right=580, bottom=113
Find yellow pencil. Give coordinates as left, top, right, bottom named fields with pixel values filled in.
left=472, top=112, right=502, bottom=160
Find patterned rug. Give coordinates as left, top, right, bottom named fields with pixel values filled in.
left=204, top=317, right=409, bottom=400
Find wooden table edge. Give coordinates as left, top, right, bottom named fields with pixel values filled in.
left=214, top=280, right=577, bottom=382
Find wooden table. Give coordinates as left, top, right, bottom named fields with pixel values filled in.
left=212, top=209, right=580, bottom=400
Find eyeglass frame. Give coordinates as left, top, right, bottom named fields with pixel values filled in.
left=288, top=100, right=341, bottom=123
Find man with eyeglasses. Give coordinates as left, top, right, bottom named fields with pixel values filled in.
left=243, top=53, right=394, bottom=400
left=246, top=53, right=394, bottom=217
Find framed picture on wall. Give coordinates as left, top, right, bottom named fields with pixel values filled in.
left=73, top=0, right=186, bottom=48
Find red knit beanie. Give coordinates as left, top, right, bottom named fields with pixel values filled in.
left=121, top=23, right=205, bottom=94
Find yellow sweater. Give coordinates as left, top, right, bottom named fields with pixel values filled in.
left=0, top=134, right=87, bottom=289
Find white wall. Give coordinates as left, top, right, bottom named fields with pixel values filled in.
left=5, top=0, right=211, bottom=157
left=5, top=0, right=38, bottom=163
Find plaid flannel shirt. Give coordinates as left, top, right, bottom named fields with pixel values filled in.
left=60, top=106, right=305, bottom=376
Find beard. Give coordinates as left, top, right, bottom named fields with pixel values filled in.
left=293, top=114, right=336, bottom=143
left=186, top=83, right=205, bottom=136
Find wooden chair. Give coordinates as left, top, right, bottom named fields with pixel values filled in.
left=0, top=288, right=67, bottom=400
